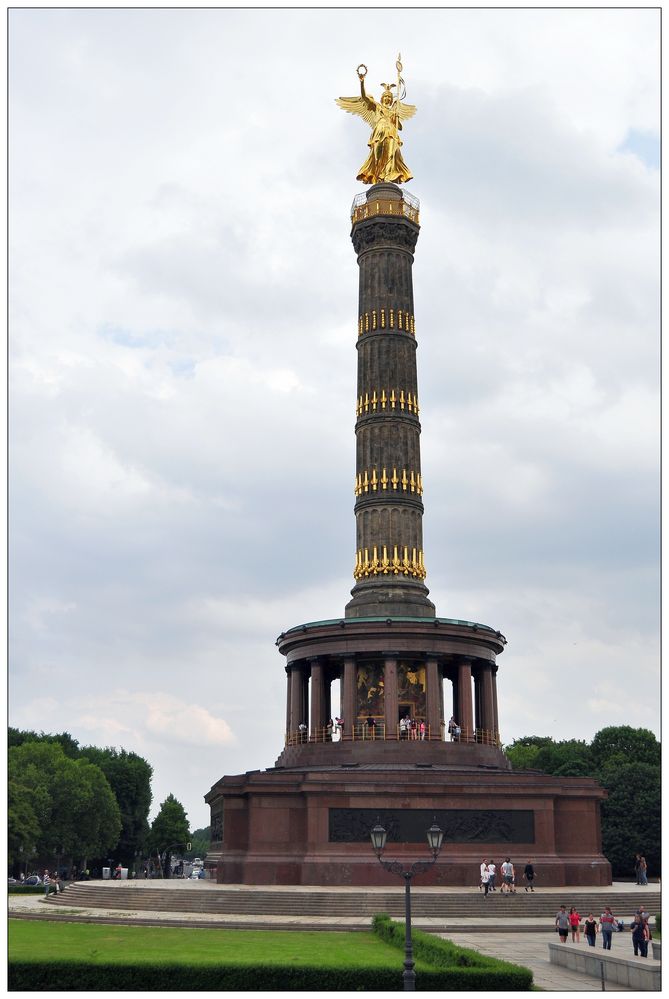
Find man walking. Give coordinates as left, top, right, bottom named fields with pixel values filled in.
left=487, top=860, right=497, bottom=892
left=599, top=906, right=617, bottom=949
left=555, top=906, right=570, bottom=943
left=524, top=859, right=535, bottom=891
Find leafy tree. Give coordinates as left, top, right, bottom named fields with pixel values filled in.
left=8, top=727, right=80, bottom=758
left=590, top=726, right=660, bottom=771
left=597, top=761, right=661, bottom=877
left=503, top=736, right=554, bottom=771
left=149, top=794, right=189, bottom=878
left=8, top=741, right=121, bottom=869
left=8, top=779, right=47, bottom=869
left=79, top=746, right=152, bottom=866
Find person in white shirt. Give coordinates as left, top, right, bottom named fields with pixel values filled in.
left=479, top=860, right=488, bottom=891
left=487, top=861, right=497, bottom=891
left=501, top=858, right=516, bottom=893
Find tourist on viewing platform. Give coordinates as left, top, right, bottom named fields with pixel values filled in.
left=599, top=906, right=618, bottom=949
left=487, top=860, right=497, bottom=891
left=419, top=718, right=425, bottom=740
left=410, top=717, right=417, bottom=740
left=326, top=719, right=333, bottom=741
left=555, top=906, right=570, bottom=943
left=298, top=722, right=307, bottom=743
left=367, top=715, right=376, bottom=739
left=584, top=913, right=598, bottom=947
left=631, top=914, right=650, bottom=957
left=523, top=860, right=536, bottom=891
left=447, top=716, right=456, bottom=740
left=569, top=906, right=581, bottom=943
left=399, top=715, right=408, bottom=739
left=454, top=722, right=461, bottom=741
left=335, top=717, right=344, bottom=738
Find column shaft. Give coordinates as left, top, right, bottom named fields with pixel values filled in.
left=285, top=667, right=292, bottom=736
left=457, top=660, right=474, bottom=742
left=342, top=658, right=357, bottom=736
left=480, top=664, right=495, bottom=735
left=384, top=657, right=399, bottom=738
left=492, top=666, right=500, bottom=742
left=289, top=666, right=305, bottom=732
left=310, top=660, right=325, bottom=736
left=425, top=659, right=441, bottom=740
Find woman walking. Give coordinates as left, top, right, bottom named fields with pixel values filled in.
left=584, top=913, right=598, bottom=947
left=569, top=906, right=581, bottom=943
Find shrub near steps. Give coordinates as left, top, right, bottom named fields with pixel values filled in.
left=46, top=884, right=660, bottom=921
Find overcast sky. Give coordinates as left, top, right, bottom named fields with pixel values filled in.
left=9, top=8, right=659, bottom=830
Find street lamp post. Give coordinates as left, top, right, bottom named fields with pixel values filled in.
left=370, top=817, right=444, bottom=992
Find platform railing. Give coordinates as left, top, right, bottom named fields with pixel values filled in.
left=284, top=724, right=501, bottom=748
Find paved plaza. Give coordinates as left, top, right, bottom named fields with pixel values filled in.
left=9, top=880, right=660, bottom=991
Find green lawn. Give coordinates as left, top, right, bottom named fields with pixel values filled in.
left=9, top=920, right=427, bottom=969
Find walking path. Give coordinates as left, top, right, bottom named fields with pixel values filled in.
left=9, top=881, right=660, bottom=992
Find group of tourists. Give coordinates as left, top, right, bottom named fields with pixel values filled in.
left=634, top=853, right=649, bottom=885
left=479, top=858, right=535, bottom=894
left=42, top=870, right=61, bottom=897
left=555, top=904, right=653, bottom=957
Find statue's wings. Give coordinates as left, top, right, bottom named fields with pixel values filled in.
left=396, top=101, right=417, bottom=122
left=335, top=94, right=377, bottom=127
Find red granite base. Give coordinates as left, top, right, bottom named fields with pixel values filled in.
left=205, top=764, right=611, bottom=887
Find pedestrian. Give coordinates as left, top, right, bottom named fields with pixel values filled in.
left=584, top=912, right=597, bottom=947
left=639, top=855, right=648, bottom=885
left=43, top=870, right=53, bottom=897
left=631, top=914, right=649, bottom=957
left=487, top=860, right=497, bottom=891
left=481, top=865, right=490, bottom=897
left=634, top=853, right=642, bottom=884
left=501, top=858, right=514, bottom=893
left=479, top=859, right=488, bottom=892
left=523, top=859, right=535, bottom=891
left=599, top=906, right=617, bottom=949
left=569, top=906, right=581, bottom=943
left=555, top=905, right=570, bottom=943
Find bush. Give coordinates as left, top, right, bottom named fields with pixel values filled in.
left=372, top=913, right=533, bottom=990
left=8, top=886, right=45, bottom=895
left=8, top=960, right=482, bottom=991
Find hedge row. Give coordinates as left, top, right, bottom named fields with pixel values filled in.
left=8, top=961, right=470, bottom=991
left=8, top=887, right=45, bottom=895
left=372, top=913, right=533, bottom=990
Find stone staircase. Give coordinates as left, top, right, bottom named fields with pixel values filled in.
left=46, top=883, right=660, bottom=923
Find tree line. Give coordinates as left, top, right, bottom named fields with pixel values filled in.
left=8, top=728, right=210, bottom=876
left=504, top=725, right=660, bottom=878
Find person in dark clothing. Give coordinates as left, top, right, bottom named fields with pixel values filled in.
left=631, top=914, right=649, bottom=957
left=584, top=913, right=597, bottom=946
left=524, top=860, right=535, bottom=891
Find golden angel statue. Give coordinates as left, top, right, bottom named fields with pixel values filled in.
left=336, top=55, right=416, bottom=185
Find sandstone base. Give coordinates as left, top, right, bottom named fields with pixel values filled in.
left=205, top=763, right=611, bottom=887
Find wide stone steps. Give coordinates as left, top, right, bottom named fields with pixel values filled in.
left=47, top=884, right=660, bottom=920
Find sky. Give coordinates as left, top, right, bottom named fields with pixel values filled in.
left=9, top=8, right=660, bottom=831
